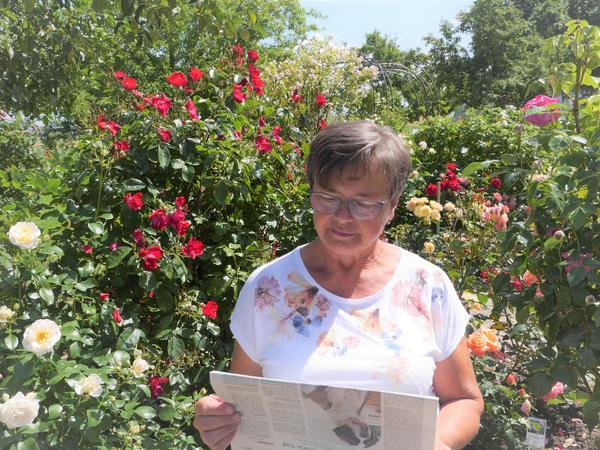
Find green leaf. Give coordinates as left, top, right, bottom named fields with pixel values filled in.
left=48, top=404, right=63, bottom=420
left=548, top=134, right=571, bottom=152
left=17, top=438, right=40, bottom=450
left=528, top=372, right=554, bottom=398
left=78, top=261, right=95, bottom=278
left=106, top=246, right=132, bottom=269
left=158, top=147, right=171, bottom=168
left=69, top=342, right=81, bottom=358
left=87, top=222, right=105, bottom=234
left=122, top=178, right=146, bottom=191
left=567, top=267, right=587, bottom=286
left=158, top=404, right=179, bottom=421
left=116, top=328, right=144, bottom=350
left=4, top=334, right=18, bottom=350
left=87, top=409, right=104, bottom=428
left=167, top=336, right=185, bottom=360
left=39, top=287, right=55, bottom=305
left=182, top=164, right=195, bottom=182
left=214, top=181, right=228, bottom=205
left=134, top=406, right=157, bottom=419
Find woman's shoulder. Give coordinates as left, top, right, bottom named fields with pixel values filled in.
left=245, top=245, right=302, bottom=285
left=394, top=244, right=450, bottom=282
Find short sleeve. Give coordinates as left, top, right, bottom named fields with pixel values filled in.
left=230, top=275, right=260, bottom=364
left=432, top=272, right=470, bottom=361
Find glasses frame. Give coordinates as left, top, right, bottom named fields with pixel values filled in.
left=309, top=190, right=391, bottom=221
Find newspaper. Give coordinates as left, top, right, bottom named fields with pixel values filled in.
left=209, top=371, right=439, bottom=450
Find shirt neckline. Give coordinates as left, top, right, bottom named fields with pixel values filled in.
left=292, top=243, right=405, bottom=308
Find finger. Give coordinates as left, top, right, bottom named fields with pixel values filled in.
left=195, top=395, right=236, bottom=416
left=213, top=425, right=239, bottom=450
left=201, top=421, right=240, bottom=450
left=196, top=412, right=240, bottom=432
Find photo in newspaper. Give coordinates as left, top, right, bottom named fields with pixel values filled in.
left=209, top=371, right=438, bottom=450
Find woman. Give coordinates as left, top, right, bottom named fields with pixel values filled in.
left=194, top=121, right=483, bottom=450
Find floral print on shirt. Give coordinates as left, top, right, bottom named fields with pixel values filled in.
left=253, top=272, right=331, bottom=338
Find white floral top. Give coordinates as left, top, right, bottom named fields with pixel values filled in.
left=230, top=244, right=469, bottom=396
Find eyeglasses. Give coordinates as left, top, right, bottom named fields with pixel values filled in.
left=309, top=191, right=389, bottom=221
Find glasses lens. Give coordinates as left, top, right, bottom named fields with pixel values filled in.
left=310, top=192, right=340, bottom=214
left=349, top=201, right=382, bottom=220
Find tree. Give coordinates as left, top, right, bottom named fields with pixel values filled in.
left=0, top=0, right=314, bottom=121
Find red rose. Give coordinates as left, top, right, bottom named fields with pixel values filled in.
left=232, top=83, right=247, bottom=103
left=158, top=128, right=171, bottom=142
left=149, top=208, right=168, bottom=230
left=124, top=192, right=144, bottom=211
left=319, top=119, right=327, bottom=129
left=97, top=115, right=121, bottom=137
left=113, top=140, right=130, bottom=159
left=316, top=94, right=327, bottom=108
left=189, top=66, right=204, bottom=81
left=81, top=244, right=93, bottom=254
left=184, top=99, right=200, bottom=121
left=167, top=209, right=186, bottom=227
left=173, top=220, right=190, bottom=236
left=446, top=163, right=456, bottom=171
left=139, top=245, right=163, bottom=271
left=181, top=237, right=204, bottom=259
left=272, top=126, right=282, bottom=145
left=233, top=43, right=244, bottom=59
left=290, top=89, right=303, bottom=103
left=425, top=183, right=438, bottom=198
left=233, top=130, right=242, bottom=140
left=149, top=93, right=172, bottom=118
left=166, top=71, right=188, bottom=87
left=201, top=300, right=218, bottom=320
left=247, top=49, right=259, bottom=63
left=175, top=196, right=186, bottom=207
left=148, top=375, right=169, bottom=399
left=121, top=77, right=137, bottom=90
left=112, top=307, right=123, bottom=326
left=132, top=229, right=145, bottom=247
left=490, top=177, right=502, bottom=189
left=108, top=242, right=119, bottom=251
left=99, top=292, right=110, bottom=301
left=113, top=71, right=127, bottom=81
left=255, top=135, right=272, bottom=154
left=258, top=116, right=266, bottom=128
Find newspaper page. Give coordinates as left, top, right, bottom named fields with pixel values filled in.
left=209, top=371, right=438, bottom=450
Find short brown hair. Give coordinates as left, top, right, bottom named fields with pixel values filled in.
left=306, top=121, right=412, bottom=199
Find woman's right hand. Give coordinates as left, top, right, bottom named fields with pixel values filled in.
left=194, top=394, right=241, bottom=450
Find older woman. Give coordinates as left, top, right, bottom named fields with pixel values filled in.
left=194, top=121, right=483, bottom=450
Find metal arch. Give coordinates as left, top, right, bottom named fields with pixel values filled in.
left=361, top=58, right=437, bottom=116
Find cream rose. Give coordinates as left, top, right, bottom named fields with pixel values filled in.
left=7, top=222, right=41, bottom=250
left=67, top=374, right=104, bottom=397
left=0, top=392, right=39, bottom=429
left=22, top=319, right=61, bottom=356
left=131, top=357, right=150, bottom=378
left=0, top=306, right=16, bottom=323
left=423, top=242, right=435, bottom=254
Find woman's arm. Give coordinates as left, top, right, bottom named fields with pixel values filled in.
left=194, top=342, right=262, bottom=450
left=432, top=337, right=484, bottom=450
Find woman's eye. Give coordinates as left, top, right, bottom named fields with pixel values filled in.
left=354, top=201, right=378, bottom=209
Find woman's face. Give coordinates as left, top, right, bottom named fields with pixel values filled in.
left=311, top=166, right=398, bottom=258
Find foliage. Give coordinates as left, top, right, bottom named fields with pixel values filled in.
left=0, top=0, right=314, bottom=121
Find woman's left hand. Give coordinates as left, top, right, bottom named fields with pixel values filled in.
left=435, top=442, right=452, bottom=450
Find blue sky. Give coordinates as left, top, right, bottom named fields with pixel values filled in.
left=299, top=0, right=474, bottom=50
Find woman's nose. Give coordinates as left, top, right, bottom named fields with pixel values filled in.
left=333, top=200, right=354, bottom=220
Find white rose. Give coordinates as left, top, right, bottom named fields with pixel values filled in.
left=418, top=141, right=427, bottom=150
left=22, top=319, right=61, bottom=356
left=428, top=148, right=436, bottom=155
left=0, top=306, right=16, bottom=323
left=423, top=242, right=435, bottom=254
left=7, top=222, right=41, bottom=250
left=67, top=374, right=103, bottom=397
left=443, top=202, right=456, bottom=211
left=131, top=357, right=150, bottom=378
left=0, top=392, right=39, bottom=429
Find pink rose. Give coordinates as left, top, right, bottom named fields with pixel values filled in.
left=542, top=382, right=564, bottom=402
left=520, top=399, right=531, bottom=416
left=523, top=95, right=560, bottom=127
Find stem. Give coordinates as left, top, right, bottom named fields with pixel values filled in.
left=95, top=165, right=106, bottom=220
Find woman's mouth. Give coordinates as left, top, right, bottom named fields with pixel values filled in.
left=330, top=228, right=355, bottom=238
